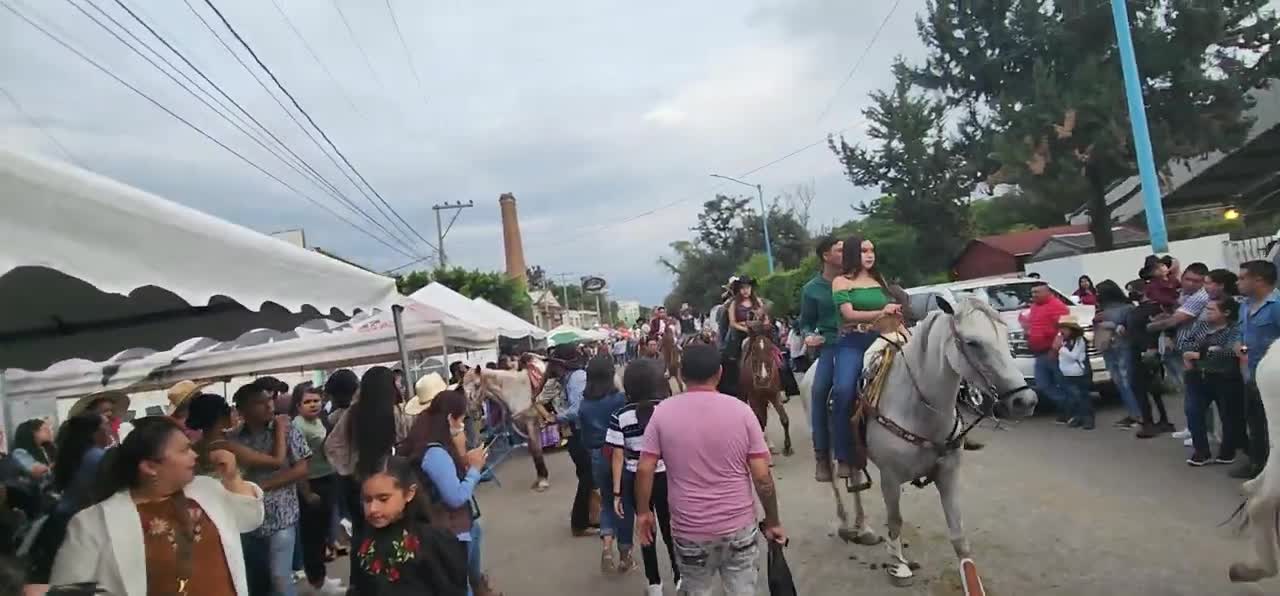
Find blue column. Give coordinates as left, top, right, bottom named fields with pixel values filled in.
left=1110, top=0, right=1168, bottom=252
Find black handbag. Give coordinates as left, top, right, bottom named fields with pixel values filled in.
left=767, top=539, right=798, bottom=596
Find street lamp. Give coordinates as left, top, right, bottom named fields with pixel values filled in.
left=710, top=173, right=775, bottom=274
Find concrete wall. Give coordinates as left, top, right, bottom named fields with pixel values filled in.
left=1025, top=234, right=1233, bottom=290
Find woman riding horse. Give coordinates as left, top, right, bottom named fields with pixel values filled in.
left=718, top=276, right=765, bottom=398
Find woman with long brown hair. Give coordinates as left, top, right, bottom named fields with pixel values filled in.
left=403, top=390, right=497, bottom=596
left=829, top=234, right=901, bottom=491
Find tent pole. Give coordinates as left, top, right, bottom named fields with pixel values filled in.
left=438, top=325, right=451, bottom=378
left=393, top=305, right=415, bottom=390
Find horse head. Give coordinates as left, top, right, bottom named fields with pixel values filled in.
left=931, top=296, right=1037, bottom=418
left=741, top=321, right=777, bottom=389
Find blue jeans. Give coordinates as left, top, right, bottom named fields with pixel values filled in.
left=243, top=525, right=299, bottom=596
left=466, top=520, right=484, bottom=595
left=809, top=344, right=836, bottom=455
left=1034, top=353, right=1067, bottom=416
left=590, top=448, right=632, bottom=547
left=1103, top=348, right=1141, bottom=418
left=1062, top=375, right=1093, bottom=423
left=831, top=332, right=878, bottom=464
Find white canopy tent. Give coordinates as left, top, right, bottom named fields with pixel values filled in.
left=0, top=148, right=403, bottom=434
left=470, top=297, right=546, bottom=341
left=410, top=282, right=539, bottom=340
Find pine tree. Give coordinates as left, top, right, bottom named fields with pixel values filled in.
left=910, top=0, right=1279, bottom=249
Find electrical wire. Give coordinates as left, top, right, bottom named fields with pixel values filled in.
left=67, top=0, right=420, bottom=257
left=0, top=85, right=82, bottom=166
left=201, top=0, right=438, bottom=254
left=815, top=0, right=902, bottom=123
left=0, top=0, right=420, bottom=260
left=267, top=0, right=362, bottom=116
left=173, top=0, right=420, bottom=252
left=329, top=0, right=387, bottom=93
left=383, top=0, right=429, bottom=107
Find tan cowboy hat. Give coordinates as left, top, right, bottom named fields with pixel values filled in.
left=166, top=380, right=212, bottom=412
left=405, top=372, right=448, bottom=417
left=68, top=390, right=131, bottom=418
left=1057, top=315, right=1085, bottom=333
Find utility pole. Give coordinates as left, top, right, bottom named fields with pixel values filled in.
left=431, top=201, right=474, bottom=267
left=1109, top=0, right=1168, bottom=252
left=710, top=174, right=775, bottom=273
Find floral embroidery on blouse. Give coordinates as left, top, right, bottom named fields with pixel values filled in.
left=357, top=529, right=420, bottom=583
left=145, top=502, right=207, bottom=547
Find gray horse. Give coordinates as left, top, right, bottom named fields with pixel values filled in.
left=800, top=297, right=1036, bottom=590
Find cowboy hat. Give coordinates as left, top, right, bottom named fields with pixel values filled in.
left=166, top=380, right=212, bottom=412
left=1057, top=315, right=1085, bottom=333
left=68, top=390, right=131, bottom=418
left=405, top=372, right=448, bottom=417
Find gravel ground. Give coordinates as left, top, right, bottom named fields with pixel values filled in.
left=323, top=398, right=1278, bottom=595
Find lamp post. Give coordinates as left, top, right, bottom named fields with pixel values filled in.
left=1109, top=0, right=1168, bottom=252
left=710, top=173, right=775, bottom=274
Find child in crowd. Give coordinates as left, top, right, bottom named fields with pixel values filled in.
left=354, top=456, right=469, bottom=596
left=1058, top=317, right=1094, bottom=430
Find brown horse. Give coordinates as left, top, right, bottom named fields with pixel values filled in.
left=740, top=321, right=792, bottom=456
left=660, top=326, right=685, bottom=394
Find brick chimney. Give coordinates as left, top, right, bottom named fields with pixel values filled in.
left=498, top=193, right=527, bottom=283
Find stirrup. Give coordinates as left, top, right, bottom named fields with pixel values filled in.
left=844, top=468, right=873, bottom=493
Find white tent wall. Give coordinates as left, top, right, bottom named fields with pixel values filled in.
left=470, top=297, right=547, bottom=341
left=1026, top=234, right=1233, bottom=291
left=410, top=283, right=539, bottom=340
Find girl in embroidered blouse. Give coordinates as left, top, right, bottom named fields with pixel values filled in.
left=829, top=235, right=901, bottom=491
left=354, top=456, right=468, bottom=596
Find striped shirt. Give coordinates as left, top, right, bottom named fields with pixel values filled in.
left=605, top=402, right=666, bottom=473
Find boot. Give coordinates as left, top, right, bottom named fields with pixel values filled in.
left=815, top=454, right=833, bottom=483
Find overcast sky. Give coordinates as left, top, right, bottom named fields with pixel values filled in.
left=1, top=1, right=939, bottom=305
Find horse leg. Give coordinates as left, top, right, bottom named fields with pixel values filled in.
left=935, top=460, right=972, bottom=559
left=1230, top=473, right=1280, bottom=582
left=771, top=391, right=793, bottom=456
left=836, top=488, right=882, bottom=545
left=880, top=472, right=914, bottom=585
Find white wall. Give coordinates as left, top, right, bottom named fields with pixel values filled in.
left=1026, top=234, right=1233, bottom=290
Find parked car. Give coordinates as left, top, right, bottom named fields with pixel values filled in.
left=905, top=277, right=1110, bottom=387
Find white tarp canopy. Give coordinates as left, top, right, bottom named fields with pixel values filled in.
left=3, top=301, right=495, bottom=404
left=0, top=147, right=402, bottom=372
left=470, top=297, right=546, bottom=341
left=410, top=282, right=539, bottom=340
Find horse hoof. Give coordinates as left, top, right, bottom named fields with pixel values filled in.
left=885, top=563, right=914, bottom=587
left=782, top=446, right=794, bottom=457
left=1229, top=562, right=1273, bottom=583
left=838, top=527, right=883, bottom=545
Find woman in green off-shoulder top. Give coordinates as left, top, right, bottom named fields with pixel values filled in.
left=828, top=235, right=902, bottom=491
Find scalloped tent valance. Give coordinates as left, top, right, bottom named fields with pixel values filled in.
left=0, top=147, right=401, bottom=371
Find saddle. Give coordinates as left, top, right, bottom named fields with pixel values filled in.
left=848, top=332, right=907, bottom=474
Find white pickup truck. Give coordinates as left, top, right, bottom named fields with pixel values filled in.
left=905, top=277, right=1110, bottom=387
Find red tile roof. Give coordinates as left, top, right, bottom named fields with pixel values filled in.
left=975, top=225, right=1090, bottom=256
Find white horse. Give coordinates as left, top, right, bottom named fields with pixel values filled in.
left=1231, top=341, right=1280, bottom=583
left=799, top=297, right=1036, bottom=591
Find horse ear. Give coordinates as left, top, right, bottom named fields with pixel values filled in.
left=934, top=295, right=955, bottom=315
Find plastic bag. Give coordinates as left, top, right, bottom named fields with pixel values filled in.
left=767, top=539, right=797, bottom=596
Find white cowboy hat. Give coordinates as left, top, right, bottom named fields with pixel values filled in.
left=166, top=379, right=213, bottom=413
left=405, top=372, right=448, bottom=417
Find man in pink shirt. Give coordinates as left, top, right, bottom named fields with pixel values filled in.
left=634, top=344, right=785, bottom=596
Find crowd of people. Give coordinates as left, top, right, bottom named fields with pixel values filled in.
left=2, top=365, right=506, bottom=596
left=1030, top=255, right=1275, bottom=475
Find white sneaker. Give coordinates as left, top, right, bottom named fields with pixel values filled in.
left=1183, top=437, right=1194, bottom=447
left=645, top=585, right=663, bottom=596
left=1172, top=429, right=1191, bottom=440
left=293, top=570, right=307, bottom=583
left=320, top=578, right=346, bottom=595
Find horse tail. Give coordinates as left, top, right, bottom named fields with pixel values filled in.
left=1222, top=499, right=1250, bottom=536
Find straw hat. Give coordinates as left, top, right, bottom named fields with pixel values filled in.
left=68, top=390, right=131, bottom=418
left=166, top=380, right=212, bottom=412
left=1057, top=315, right=1084, bottom=333
left=405, top=372, right=448, bottom=417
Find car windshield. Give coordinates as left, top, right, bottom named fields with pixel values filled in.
left=953, top=283, right=1037, bottom=312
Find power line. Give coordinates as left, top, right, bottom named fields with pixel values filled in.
left=201, top=0, right=438, bottom=254
left=66, top=0, right=420, bottom=257
left=329, top=0, right=387, bottom=93
left=0, top=85, right=81, bottom=166
left=815, top=0, right=902, bottom=122
left=0, top=0, right=420, bottom=260
left=173, top=0, right=421, bottom=252
left=268, top=0, right=362, bottom=116
left=383, top=0, right=429, bottom=107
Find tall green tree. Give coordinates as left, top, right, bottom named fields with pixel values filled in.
left=829, top=65, right=974, bottom=274
left=910, top=0, right=1279, bottom=249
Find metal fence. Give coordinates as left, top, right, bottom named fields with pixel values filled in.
left=1225, top=235, right=1275, bottom=268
